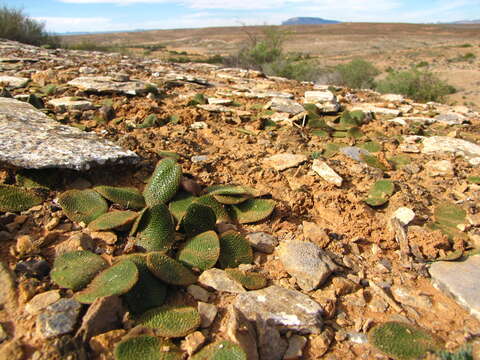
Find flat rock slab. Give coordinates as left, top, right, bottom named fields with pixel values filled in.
left=422, top=136, right=480, bottom=165
left=234, top=285, right=323, bottom=334
left=68, top=76, right=155, bottom=95
left=0, top=97, right=139, bottom=170
left=304, top=90, right=340, bottom=113
left=198, top=268, right=246, bottom=293
left=0, top=75, right=29, bottom=88
left=277, top=240, right=338, bottom=291
left=269, top=98, right=304, bottom=115
left=48, top=97, right=94, bottom=111
left=429, top=255, right=480, bottom=321
left=264, top=153, right=308, bottom=171
left=312, top=159, right=343, bottom=187
left=36, top=298, right=81, bottom=339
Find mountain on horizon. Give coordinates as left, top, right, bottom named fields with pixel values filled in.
left=282, top=17, right=341, bottom=25
left=448, top=19, right=480, bottom=24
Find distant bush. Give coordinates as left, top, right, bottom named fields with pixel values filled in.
left=416, top=61, right=429, bottom=68
left=457, top=43, right=473, bottom=48
left=376, top=69, right=456, bottom=102
left=0, top=6, right=60, bottom=47
left=227, top=26, right=319, bottom=82
left=335, top=59, right=380, bottom=89
left=448, top=52, right=476, bottom=62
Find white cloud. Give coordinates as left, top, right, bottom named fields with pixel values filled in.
left=34, top=16, right=122, bottom=32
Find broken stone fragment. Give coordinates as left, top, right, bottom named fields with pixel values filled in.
left=425, top=160, right=454, bottom=177
left=264, top=153, right=308, bottom=171
left=380, top=93, right=405, bottom=102
left=302, top=221, right=330, bottom=248
left=36, top=298, right=82, bottom=339
left=224, top=305, right=258, bottom=360
left=0, top=75, right=29, bottom=88
left=26, top=290, right=61, bottom=315
left=234, top=285, right=323, bottom=334
left=304, top=90, right=340, bottom=113
left=256, top=317, right=288, bottom=360
left=391, top=207, right=415, bottom=226
left=207, top=97, right=232, bottom=105
left=434, top=112, right=466, bottom=125
left=422, top=136, right=480, bottom=165
left=198, top=268, right=245, bottom=293
left=198, top=302, right=218, bottom=328
left=312, top=159, right=343, bottom=187
left=283, top=335, right=307, bottom=359
left=0, top=262, right=15, bottom=309
left=68, top=76, right=156, bottom=96
left=429, top=255, right=480, bottom=321
left=48, top=97, right=94, bottom=111
left=268, top=97, right=304, bottom=115
left=0, top=97, right=139, bottom=170
left=278, top=240, right=338, bottom=291
left=245, top=232, right=278, bottom=254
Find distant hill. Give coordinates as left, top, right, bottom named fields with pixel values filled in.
left=282, top=17, right=340, bottom=25
left=449, top=19, right=480, bottom=24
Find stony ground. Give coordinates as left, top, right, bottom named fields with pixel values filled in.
left=0, top=38, right=479, bottom=359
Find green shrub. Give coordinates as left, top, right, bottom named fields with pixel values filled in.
left=0, top=6, right=60, bottom=47
left=335, top=58, right=380, bottom=89
left=376, top=69, right=456, bottom=102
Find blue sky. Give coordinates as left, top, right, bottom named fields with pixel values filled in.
left=3, top=0, right=480, bottom=33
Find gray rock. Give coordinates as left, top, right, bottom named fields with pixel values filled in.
left=26, top=290, right=61, bottom=315
left=36, top=298, right=82, bottom=339
left=347, top=332, right=368, bottom=344
left=0, top=97, right=138, bottom=170
left=198, top=268, right=245, bottom=293
left=48, top=97, right=94, bottom=111
left=340, top=146, right=370, bottom=162
left=425, top=159, right=454, bottom=177
left=351, top=104, right=400, bottom=117
left=68, top=76, right=156, bottom=96
left=392, top=207, right=415, bottom=226
left=0, top=75, right=29, bottom=88
left=429, top=255, right=480, bottom=321
left=187, top=284, right=211, bottom=302
left=391, top=286, right=432, bottom=310
left=198, top=302, right=218, bottom=328
left=234, top=285, right=323, bottom=334
left=312, top=159, right=343, bottom=187
left=0, top=261, right=15, bottom=309
left=435, top=112, right=466, bottom=125
left=207, top=97, right=232, bottom=105
left=75, top=296, right=126, bottom=341
left=304, top=90, right=340, bottom=113
left=225, top=305, right=258, bottom=360
left=269, top=98, right=304, bottom=115
left=191, top=155, right=209, bottom=163
left=283, top=335, right=307, bottom=359
left=264, top=153, right=308, bottom=171
left=256, top=317, right=288, bottom=360
left=277, top=240, right=338, bottom=291
left=422, top=136, right=480, bottom=165
left=246, top=232, right=278, bottom=254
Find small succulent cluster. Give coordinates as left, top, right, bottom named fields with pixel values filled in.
left=49, top=157, right=274, bottom=357
left=368, top=321, right=444, bottom=360
left=427, top=201, right=468, bottom=241
left=365, top=179, right=395, bottom=207
left=306, top=107, right=367, bottom=139
left=0, top=183, right=43, bottom=212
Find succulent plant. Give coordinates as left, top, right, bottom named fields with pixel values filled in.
left=180, top=202, right=216, bottom=238
left=137, top=305, right=200, bottom=338
left=359, top=141, right=382, bottom=153
left=467, top=176, right=480, bottom=184
left=143, top=158, right=182, bottom=207
left=119, top=254, right=167, bottom=315
left=94, top=186, right=146, bottom=209
left=218, top=231, right=253, bottom=268
left=88, top=210, right=138, bottom=231
left=50, top=250, right=108, bottom=291
left=135, top=204, right=175, bottom=252
left=75, top=260, right=139, bottom=304
left=16, top=169, right=58, bottom=189
left=428, top=202, right=468, bottom=240
left=0, top=184, right=43, bottom=212
left=147, top=252, right=197, bottom=286
left=368, top=321, right=443, bottom=360
left=206, top=185, right=254, bottom=205
left=168, top=192, right=196, bottom=223
left=190, top=340, right=247, bottom=360
left=58, top=189, right=108, bottom=224
left=388, top=155, right=411, bottom=169
left=365, top=180, right=395, bottom=207
left=177, top=230, right=220, bottom=271
left=230, top=198, right=275, bottom=224
left=361, top=154, right=388, bottom=171
left=349, top=110, right=366, bottom=123
left=195, top=195, right=230, bottom=223
left=114, top=335, right=183, bottom=360
left=225, top=268, right=267, bottom=290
